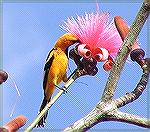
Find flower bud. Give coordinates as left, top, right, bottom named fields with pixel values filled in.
left=130, top=48, right=145, bottom=67
left=75, top=44, right=91, bottom=59
left=93, top=48, right=109, bottom=62
left=103, top=56, right=114, bottom=71
left=0, top=70, right=8, bottom=85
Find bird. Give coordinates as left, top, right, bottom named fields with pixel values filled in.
left=37, top=33, right=79, bottom=127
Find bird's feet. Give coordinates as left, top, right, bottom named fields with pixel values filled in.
left=55, top=85, right=67, bottom=94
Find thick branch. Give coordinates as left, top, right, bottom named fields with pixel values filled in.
left=115, top=62, right=150, bottom=108
left=107, top=110, right=150, bottom=128
left=64, top=2, right=150, bottom=130
left=63, top=59, right=150, bottom=131
left=63, top=61, right=150, bottom=131
left=63, top=100, right=117, bottom=131
left=101, top=1, right=150, bottom=102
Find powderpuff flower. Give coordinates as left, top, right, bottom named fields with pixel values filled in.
left=61, top=11, right=123, bottom=70
left=61, top=12, right=122, bottom=58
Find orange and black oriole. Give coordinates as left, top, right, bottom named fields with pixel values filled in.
left=37, top=33, right=79, bottom=127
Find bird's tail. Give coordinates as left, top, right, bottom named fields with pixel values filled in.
left=37, top=97, right=50, bottom=127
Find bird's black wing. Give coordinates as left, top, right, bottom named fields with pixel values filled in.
left=65, top=47, right=69, bottom=58
left=43, top=49, right=54, bottom=91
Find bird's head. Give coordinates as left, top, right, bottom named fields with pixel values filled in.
left=54, top=33, right=80, bottom=51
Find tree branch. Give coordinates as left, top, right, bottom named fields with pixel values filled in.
left=63, top=100, right=117, bottom=131
left=24, top=68, right=86, bottom=131
left=106, top=110, right=150, bottom=128
left=101, top=0, right=150, bottom=102
left=63, top=58, right=150, bottom=131
left=25, top=46, right=97, bottom=131
left=115, top=59, right=150, bottom=108
left=63, top=1, right=150, bottom=131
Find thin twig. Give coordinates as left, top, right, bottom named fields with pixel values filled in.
left=24, top=69, right=81, bottom=132
left=101, top=0, right=150, bottom=102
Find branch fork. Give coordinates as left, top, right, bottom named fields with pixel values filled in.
left=63, top=1, right=150, bottom=131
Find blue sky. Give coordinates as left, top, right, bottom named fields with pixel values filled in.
left=2, top=1, right=149, bottom=131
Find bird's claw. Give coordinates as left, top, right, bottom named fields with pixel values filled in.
left=60, top=86, right=67, bottom=94
left=55, top=85, right=67, bottom=93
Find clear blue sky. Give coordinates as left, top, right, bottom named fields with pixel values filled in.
left=2, top=1, right=149, bottom=131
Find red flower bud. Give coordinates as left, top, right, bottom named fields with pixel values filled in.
left=93, top=48, right=109, bottom=62
left=103, top=56, right=114, bottom=71
left=75, top=44, right=91, bottom=59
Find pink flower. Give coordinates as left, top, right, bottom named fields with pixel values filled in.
left=61, top=11, right=123, bottom=59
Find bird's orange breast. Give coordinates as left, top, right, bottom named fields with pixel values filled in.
left=48, top=49, right=68, bottom=85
